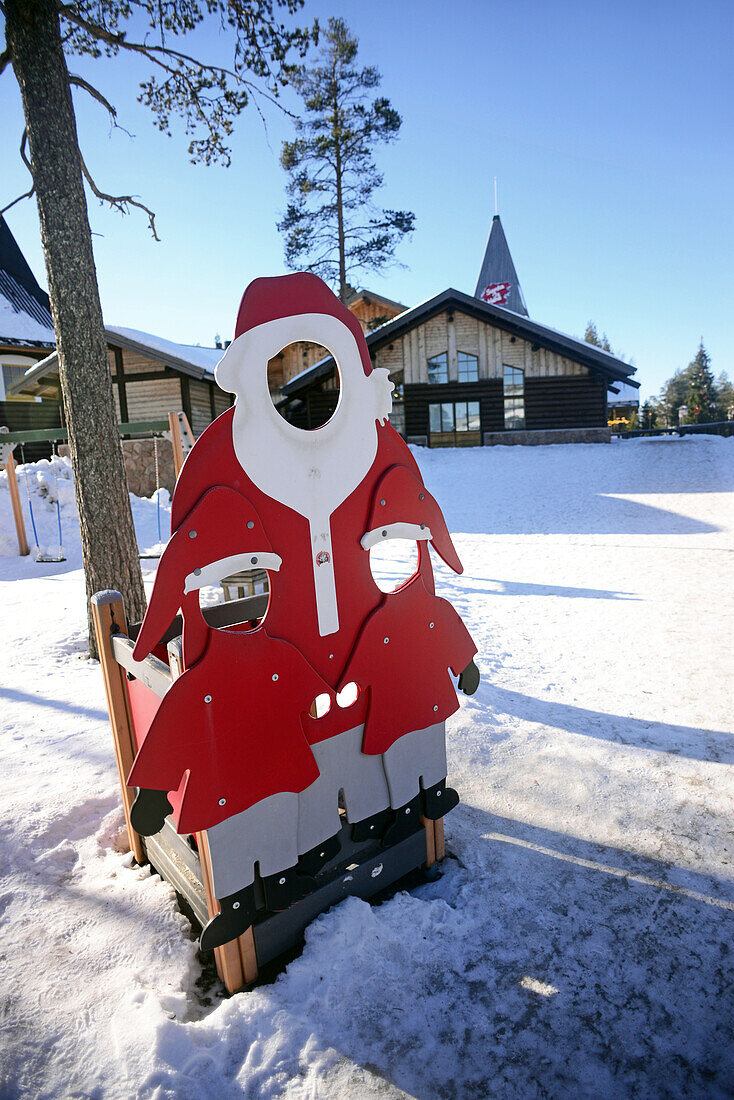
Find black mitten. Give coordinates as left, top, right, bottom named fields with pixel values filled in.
left=458, top=658, right=480, bottom=696
left=130, top=788, right=173, bottom=836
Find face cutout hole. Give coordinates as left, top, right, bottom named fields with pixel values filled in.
left=336, top=682, right=360, bottom=709
left=268, top=342, right=340, bottom=429
left=199, top=571, right=270, bottom=632
left=369, top=540, right=419, bottom=593
left=310, top=693, right=332, bottom=719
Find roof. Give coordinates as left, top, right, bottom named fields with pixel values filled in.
left=0, top=216, right=55, bottom=349
left=7, top=325, right=222, bottom=396
left=280, top=286, right=639, bottom=397
left=343, top=287, right=406, bottom=313
left=106, top=327, right=222, bottom=375
left=474, top=215, right=528, bottom=316
left=607, top=381, right=641, bottom=406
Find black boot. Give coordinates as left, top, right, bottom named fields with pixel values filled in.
left=422, top=779, right=460, bottom=820
left=350, top=806, right=393, bottom=843
left=262, top=865, right=316, bottom=911
left=381, top=795, right=422, bottom=848
left=199, top=884, right=257, bottom=952
left=297, top=833, right=342, bottom=877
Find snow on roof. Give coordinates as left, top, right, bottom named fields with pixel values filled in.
left=106, top=326, right=223, bottom=373
left=0, top=271, right=55, bottom=347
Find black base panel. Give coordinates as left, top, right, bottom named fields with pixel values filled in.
left=143, top=817, right=429, bottom=973
left=252, top=827, right=428, bottom=968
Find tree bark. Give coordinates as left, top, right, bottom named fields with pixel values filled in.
left=332, top=78, right=347, bottom=303
left=6, top=0, right=147, bottom=657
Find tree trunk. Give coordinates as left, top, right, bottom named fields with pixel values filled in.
left=6, top=0, right=147, bottom=657
left=332, top=85, right=347, bottom=303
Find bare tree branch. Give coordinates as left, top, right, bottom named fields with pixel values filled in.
left=19, top=129, right=32, bottom=174
left=0, top=45, right=11, bottom=77
left=1, top=185, right=35, bottom=216
left=69, top=74, right=133, bottom=137
left=1, top=130, right=36, bottom=214
left=78, top=152, right=160, bottom=241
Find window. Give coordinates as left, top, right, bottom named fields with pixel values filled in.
left=503, top=365, right=525, bottom=429
left=389, top=370, right=405, bottom=435
left=1, top=358, right=37, bottom=403
left=458, top=352, right=479, bottom=382
left=429, top=400, right=481, bottom=446
left=427, top=352, right=448, bottom=384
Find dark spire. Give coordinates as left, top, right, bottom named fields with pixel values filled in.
left=474, top=215, right=528, bottom=316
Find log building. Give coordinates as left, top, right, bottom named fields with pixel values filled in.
left=277, top=216, right=639, bottom=445
left=1, top=216, right=229, bottom=449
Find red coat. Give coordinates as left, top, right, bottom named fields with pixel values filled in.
left=339, top=574, right=477, bottom=755
left=128, top=626, right=327, bottom=833
left=134, top=412, right=462, bottom=740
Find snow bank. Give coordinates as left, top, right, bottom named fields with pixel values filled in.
left=0, top=452, right=171, bottom=568
left=1, top=436, right=732, bottom=1098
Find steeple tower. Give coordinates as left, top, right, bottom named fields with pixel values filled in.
left=474, top=215, right=528, bottom=316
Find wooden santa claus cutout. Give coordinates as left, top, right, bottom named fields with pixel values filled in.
left=128, top=273, right=479, bottom=951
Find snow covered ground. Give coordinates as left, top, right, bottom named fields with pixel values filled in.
left=0, top=436, right=732, bottom=1099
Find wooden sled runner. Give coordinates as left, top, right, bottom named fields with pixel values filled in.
left=92, top=588, right=447, bottom=994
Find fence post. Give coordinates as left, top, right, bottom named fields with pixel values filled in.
left=1, top=429, right=29, bottom=556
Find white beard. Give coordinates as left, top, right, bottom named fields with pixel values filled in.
left=216, top=312, right=394, bottom=636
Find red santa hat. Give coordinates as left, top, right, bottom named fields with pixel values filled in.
left=363, top=464, right=464, bottom=575
left=233, top=273, right=372, bottom=379
left=133, top=486, right=273, bottom=661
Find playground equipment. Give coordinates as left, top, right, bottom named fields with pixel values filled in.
left=18, top=440, right=66, bottom=562
left=1, top=412, right=194, bottom=559
left=93, top=273, right=480, bottom=992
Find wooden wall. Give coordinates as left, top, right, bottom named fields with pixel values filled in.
left=404, top=381, right=503, bottom=441
left=0, top=399, right=62, bottom=460
left=111, top=346, right=230, bottom=436
left=372, top=310, right=590, bottom=384
left=524, top=376, right=607, bottom=429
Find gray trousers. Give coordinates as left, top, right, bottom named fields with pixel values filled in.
left=206, top=720, right=447, bottom=899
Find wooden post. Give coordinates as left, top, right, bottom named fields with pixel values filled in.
left=422, top=815, right=436, bottom=868
left=433, top=818, right=445, bottom=862
left=168, top=411, right=194, bottom=480
left=168, top=411, right=185, bottom=479
left=168, top=640, right=257, bottom=992
left=5, top=452, right=29, bottom=556
left=90, top=590, right=146, bottom=863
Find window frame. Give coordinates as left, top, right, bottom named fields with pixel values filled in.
left=427, top=351, right=448, bottom=385
left=502, top=364, right=526, bottom=430
left=458, top=351, right=479, bottom=383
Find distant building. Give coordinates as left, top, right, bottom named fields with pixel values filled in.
left=1, top=216, right=230, bottom=443
left=265, top=287, right=405, bottom=394
left=278, top=216, right=639, bottom=445
left=0, top=215, right=58, bottom=445
left=607, top=381, right=640, bottom=426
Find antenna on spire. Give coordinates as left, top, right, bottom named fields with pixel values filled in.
left=494, top=177, right=498, bottom=217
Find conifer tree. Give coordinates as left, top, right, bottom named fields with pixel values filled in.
left=278, top=17, right=414, bottom=301
left=685, top=341, right=717, bottom=424
left=584, top=321, right=612, bottom=353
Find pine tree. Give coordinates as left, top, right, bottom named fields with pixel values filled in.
left=685, top=341, right=717, bottom=424
left=584, top=321, right=612, bottom=353
left=715, top=372, right=734, bottom=421
left=2, top=0, right=312, bottom=656
left=278, top=17, right=415, bottom=301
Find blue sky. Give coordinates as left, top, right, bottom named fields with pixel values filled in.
left=1, top=0, right=732, bottom=399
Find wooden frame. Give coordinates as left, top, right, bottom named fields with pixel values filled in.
left=92, top=588, right=447, bottom=995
